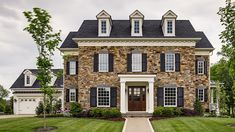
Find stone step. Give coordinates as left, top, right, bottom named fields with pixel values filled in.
left=122, top=112, right=152, bottom=117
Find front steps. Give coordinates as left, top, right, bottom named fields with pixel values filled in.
left=122, top=111, right=153, bottom=117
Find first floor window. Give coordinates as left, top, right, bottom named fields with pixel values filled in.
left=198, top=61, right=204, bottom=74
left=165, top=53, right=175, bottom=72
left=70, top=89, right=76, bottom=102
left=97, top=87, right=110, bottom=107
left=132, top=53, right=142, bottom=72
left=198, top=89, right=204, bottom=102
left=99, top=53, right=109, bottom=72
left=69, top=61, right=76, bottom=75
left=164, top=87, right=177, bottom=107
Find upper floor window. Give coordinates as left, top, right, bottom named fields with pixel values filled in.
left=134, top=20, right=140, bottom=33
left=198, top=61, right=204, bottom=74
left=167, top=20, right=173, bottom=34
left=164, top=87, right=177, bottom=107
left=69, top=61, right=76, bottom=75
left=70, top=89, right=76, bottom=102
left=99, top=53, right=109, bottom=72
left=165, top=53, right=175, bottom=72
left=198, top=88, right=204, bottom=102
left=101, top=20, right=107, bottom=34
left=132, top=53, right=142, bottom=72
left=26, top=75, right=30, bottom=84
left=97, top=87, right=110, bottom=107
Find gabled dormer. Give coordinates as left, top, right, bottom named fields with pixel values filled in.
left=96, top=10, right=112, bottom=37
left=49, top=73, right=57, bottom=86
left=161, top=10, right=177, bottom=37
left=129, top=10, right=144, bottom=37
left=23, top=69, right=36, bottom=87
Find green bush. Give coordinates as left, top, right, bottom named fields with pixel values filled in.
left=194, top=98, right=204, bottom=115
left=70, top=102, right=82, bottom=117
left=153, top=107, right=183, bottom=117
left=90, top=108, right=121, bottom=118
left=153, top=107, right=164, bottom=117
left=35, top=102, right=44, bottom=115
left=90, top=108, right=103, bottom=117
left=174, top=107, right=183, bottom=116
left=162, top=107, right=174, bottom=117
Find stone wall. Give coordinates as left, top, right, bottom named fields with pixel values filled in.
left=64, top=46, right=210, bottom=110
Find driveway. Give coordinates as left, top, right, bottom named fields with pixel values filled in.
left=123, top=117, right=154, bottom=132
left=0, top=115, right=35, bottom=119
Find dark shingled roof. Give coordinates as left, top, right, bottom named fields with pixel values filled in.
left=10, top=69, right=63, bottom=89
left=60, top=20, right=213, bottom=49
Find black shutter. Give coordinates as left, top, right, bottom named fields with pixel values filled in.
left=90, top=87, right=97, bottom=107
left=157, top=87, right=164, bottom=106
left=142, top=53, right=147, bottom=72
left=94, top=54, right=99, bottom=72
left=196, top=88, right=198, bottom=99
left=110, top=87, right=117, bottom=107
left=177, top=87, right=184, bottom=107
left=175, top=53, right=180, bottom=72
left=76, top=89, right=78, bottom=102
left=195, top=60, right=198, bottom=74
left=204, top=88, right=208, bottom=102
left=66, top=61, right=70, bottom=75
left=204, top=61, right=208, bottom=75
left=109, top=53, right=114, bottom=72
left=76, top=61, right=78, bottom=74
left=127, top=53, right=132, bottom=72
left=66, top=89, right=69, bottom=102
left=160, top=53, right=165, bottom=72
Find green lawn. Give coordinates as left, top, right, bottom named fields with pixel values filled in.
left=0, top=117, right=124, bottom=132
left=151, top=117, right=235, bottom=132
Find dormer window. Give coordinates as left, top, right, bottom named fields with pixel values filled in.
left=101, top=20, right=107, bottom=34
left=130, top=10, right=144, bottom=36
left=96, top=10, right=112, bottom=37
left=161, top=10, right=177, bottom=36
left=134, top=20, right=140, bottom=33
left=26, top=75, right=30, bottom=84
left=167, top=20, right=173, bottom=34
left=23, top=69, right=36, bottom=87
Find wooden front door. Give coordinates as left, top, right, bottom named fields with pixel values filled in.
left=128, top=86, right=146, bottom=111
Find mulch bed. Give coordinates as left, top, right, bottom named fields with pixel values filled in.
left=33, top=126, right=57, bottom=132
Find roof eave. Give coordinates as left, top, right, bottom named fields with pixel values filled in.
left=195, top=48, right=215, bottom=51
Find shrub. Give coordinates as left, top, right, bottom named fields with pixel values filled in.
left=153, top=107, right=164, bottom=117
left=35, top=102, right=44, bottom=115
left=153, top=107, right=180, bottom=117
left=162, top=107, right=174, bottom=117
left=79, top=109, right=91, bottom=117
left=174, top=107, right=183, bottom=116
left=70, top=102, right=82, bottom=117
left=194, top=98, right=204, bottom=115
left=182, top=108, right=198, bottom=116
left=4, top=105, right=12, bottom=114
left=90, top=108, right=103, bottom=117
left=90, top=108, right=121, bottom=118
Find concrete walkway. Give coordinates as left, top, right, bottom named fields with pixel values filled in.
left=123, top=118, right=154, bottom=132
left=0, top=115, right=35, bottom=119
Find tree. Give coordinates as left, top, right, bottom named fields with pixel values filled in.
left=23, top=8, right=61, bottom=129
left=0, top=85, right=9, bottom=99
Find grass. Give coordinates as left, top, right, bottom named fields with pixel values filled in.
left=0, top=117, right=124, bottom=132
left=151, top=117, right=235, bottom=132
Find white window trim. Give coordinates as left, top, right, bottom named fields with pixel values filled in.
left=198, top=88, right=204, bottom=102
left=165, top=53, right=175, bottom=72
left=132, top=53, right=142, bottom=72
left=69, top=61, right=76, bottom=75
left=97, top=87, right=110, bottom=107
left=98, top=53, right=109, bottom=72
left=101, top=20, right=107, bottom=34
left=69, top=89, right=76, bottom=102
left=131, top=19, right=143, bottom=36
left=163, top=87, right=177, bottom=107
left=164, top=19, right=175, bottom=36
left=197, top=61, right=205, bottom=75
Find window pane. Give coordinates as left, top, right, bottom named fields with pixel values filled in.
left=101, top=20, right=107, bottom=33
left=69, top=61, right=76, bottom=75
left=99, top=54, right=109, bottom=72
left=134, top=20, right=140, bottom=33
left=164, top=87, right=176, bottom=107
left=132, top=53, right=142, bottom=72
left=70, top=89, right=76, bottom=102
left=26, top=75, right=30, bottom=84
left=198, top=61, right=204, bottom=74
left=167, top=21, right=173, bottom=33
left=97, top=87, right=110, bottom=107
left=165, top=53, right=175, bottom=72
left=198, top=89, right=204, bottom=102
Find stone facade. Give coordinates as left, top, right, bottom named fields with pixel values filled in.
left=63, top=45, right=210, bottom=110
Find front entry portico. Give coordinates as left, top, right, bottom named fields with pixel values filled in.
left=118, top=74, right=156, bottom=113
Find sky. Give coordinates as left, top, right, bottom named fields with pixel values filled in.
left=0, top=0, right=226, bottom=92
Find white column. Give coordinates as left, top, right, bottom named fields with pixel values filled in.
left=61, top=89, right=65, bottom=111
left=211, top=88, right=214, bottom=104
left=120, top=81, right=126, bottom=113
left=148, top=81, right=154, bottom=113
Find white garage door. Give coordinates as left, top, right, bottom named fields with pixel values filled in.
left=18, top=98, right=40, bottom=114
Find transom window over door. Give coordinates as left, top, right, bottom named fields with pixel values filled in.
left=167, top=20, right=173, bottom=34
left=134, top=20, right=140, bottom=33
left=70, top=89, right=76, bottom=102
left=165, top=53, right=175, bottom=72
left=198, top=89, right=204, bottom=102
left=198, top=61, right=204, bottom=74
left=99, top=54, right=109, bottom=72
left=132, top=53, right=142, bottom=72
left=97, top=87, right=110, bottom=107
left=164, top=87, right=177, bottom=107
left=101, top=20, right=107, bottom=33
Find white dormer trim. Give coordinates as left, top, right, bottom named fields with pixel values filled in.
left=162, top=10, right=177, bottom=37
left=96, top=10, right=112, bottom=37
left=23, top=70, right=36, bottom=87
left=49, top=74, right=57, bottom=86
left=130, top=10, right=144, bottom=37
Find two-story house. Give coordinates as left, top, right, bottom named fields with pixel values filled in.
left=60, top=10, right=214, bottom=114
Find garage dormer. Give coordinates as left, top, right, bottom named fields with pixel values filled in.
left=161, top=10, right=177, bottom=37
left=23, top=69, right=36, bottom=87
left=96, top=10, right=112, bottom=37
left=129, top=10, right=144, bottom=37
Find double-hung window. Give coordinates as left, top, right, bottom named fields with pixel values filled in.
left=97, top=87, right=110, bottom=107
left=69, top=61, right=76, bottom=75
left=198, top=89, right=204, bottom=102
left=70, top=89, right=76, bottom=102
left=165, top=53, right=175, bottom=72
left=99, top=53, right=109, bottom=72
left=164, top=87, right=177, bottom=107
left=134, top=20, right=140, bottom=33
left=101, top=20, right=107, bottom=34
left=198, top=61, right=204, bottom=74
left=167, top=20, right=173, bottom=34
left=132, top=53, right=142, bottom=72
left=26, top=75, right=30, bottom=84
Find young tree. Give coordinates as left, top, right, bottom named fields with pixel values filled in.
left=0, top=85, right=10, bottom=99
left=23, top=8, right=61, bottom=128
